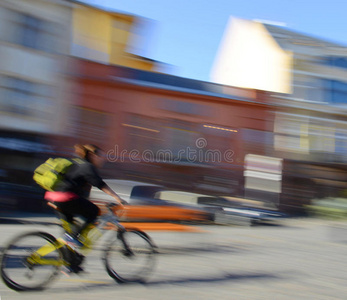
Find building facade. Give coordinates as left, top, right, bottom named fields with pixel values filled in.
left=211, top=17, right=347, bottom=104
left=210, top=18, right=347, bottom=165
left=69, top=0, right=164, bottom=71
left=0, top=0, right=75, bottom=211
left=3, top=3, right=346, bottom=214
left=64, top=58, right=284, bottom=206
left=0, top=0, right=165, bottom=211
left=0, top=0, right=73, bottom=135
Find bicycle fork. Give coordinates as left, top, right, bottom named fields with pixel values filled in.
left=117, top=231, right=134, bottom=257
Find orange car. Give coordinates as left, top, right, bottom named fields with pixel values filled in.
left=90, top=180, right=213, bottom=224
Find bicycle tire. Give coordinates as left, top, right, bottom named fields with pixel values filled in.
left=103, top=230, right=156, bottom=283
left=0, top=231, right=64, bottom=291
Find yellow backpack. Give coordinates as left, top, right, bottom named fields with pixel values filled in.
left=33, top=158, right=73, bottom=191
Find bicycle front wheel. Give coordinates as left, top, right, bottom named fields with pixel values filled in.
left=103, top=230, right=156, bottom=283
left=1, top=231, right=64, bottom=291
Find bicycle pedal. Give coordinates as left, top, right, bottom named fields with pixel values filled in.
left=61, top=265, right=86, bottom=276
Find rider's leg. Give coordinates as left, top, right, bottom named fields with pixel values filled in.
left=75, top=197, right=100, bottom=233
left=74, top=199, right=100, bottom=247
left=55, top=197, right=100, bottom=247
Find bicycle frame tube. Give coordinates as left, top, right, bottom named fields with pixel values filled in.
left=34, top=238, right=65, bottom=257
left=27, top=239, right=66, bottom=267
left=30, top=205, right=124, bottom=266
left=95, top=210, right=125, bottom=233
left=27, top=254, right=65, bottom=267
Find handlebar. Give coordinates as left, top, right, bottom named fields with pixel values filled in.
left=106, top=202, right=118, bottom=210
left=105, top=202, right=127, bottom=215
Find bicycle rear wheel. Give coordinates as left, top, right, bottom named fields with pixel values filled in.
left=1, top=231, right=64, bottom=291
left=103, top=230, right=156, bottom=283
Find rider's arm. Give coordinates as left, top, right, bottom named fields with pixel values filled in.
left=81, top=163, right=127, bottom=206
left=101, top=184, right=127, bottom=206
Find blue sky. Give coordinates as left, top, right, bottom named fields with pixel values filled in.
left=81, top=0, right=347, bottom=82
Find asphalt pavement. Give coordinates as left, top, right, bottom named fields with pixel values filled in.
left=1, top=215, right=347, bottom=299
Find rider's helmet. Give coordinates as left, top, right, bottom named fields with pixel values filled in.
left=74, top=144, right=103, bottom=163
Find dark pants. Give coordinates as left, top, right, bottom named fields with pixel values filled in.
left=55, top=197, right=100, bottom=236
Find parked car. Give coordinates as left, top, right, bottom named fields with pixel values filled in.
left=89, top=179, right=286, bottom=225
left=89, top=180, right=213, bottom=223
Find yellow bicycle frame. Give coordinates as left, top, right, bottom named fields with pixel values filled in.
left=27, top=238, right=66, bottom=267
left=28, top=218, right=102, bottom=267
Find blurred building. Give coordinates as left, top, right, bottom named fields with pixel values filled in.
left=65, top=57, right=272, bottom=198
left=210, top=18, right=347, bottom=163
left=65, top=0, right=167, bottom=152
left=0, top=0, right=166, bottom=143
left=211, top=18, right=292, bottom=94
left=0, top=0, right=165, bottom=211
left=69, top=0, right=165, bottom=71
left=3, top=2, right=347, bottom=214
left=0, top=0, right=74, bottom=211
left=0, top=0, right=73, bottom=173
left=211, top=17, right=347, bottom=102
left=211, top=18, right=347, bottom=210
left=0, top=0, right=72, bottom=136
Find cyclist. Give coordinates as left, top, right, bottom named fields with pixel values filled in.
left=44, top=144, right=126, bottom=272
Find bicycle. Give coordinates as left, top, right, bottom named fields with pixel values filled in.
left=0, top=202, right=157, bottom=291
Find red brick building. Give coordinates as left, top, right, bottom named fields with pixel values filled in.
left=65, top=58, right=274, bottom=197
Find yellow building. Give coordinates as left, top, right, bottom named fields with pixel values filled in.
left=210, top=17, right=292, bottom=94
left=70, top=1, right=162, bottom=71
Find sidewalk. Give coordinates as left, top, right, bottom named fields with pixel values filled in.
left=0, top=211, right=58, bottom=225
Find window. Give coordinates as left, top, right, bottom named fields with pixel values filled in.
left=335, top=128, right=347, bottom=162
left=323, top=56, right=347, bottom=70
left=2, top=78, right=34, bottom=115
left=123, top=114, right=162, bottom=156
left=1, top=9, right=63, bottom=53
left=0, top=76, right=54, bottom=119
left=164, top=119, right=199, bottom=162
left=202, top=124, right=238, bottom=164
left=322, top=80, right=347, bottom=104
left=70, top=107, right=109, bottom=145
left=21, top=15, right=41, bottom=49
left=242, top=128, right=273, bottom=156
left=158, top=98, right=209, bottom=117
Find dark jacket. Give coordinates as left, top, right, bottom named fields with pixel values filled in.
left=56, top=158, right=106, bottom=198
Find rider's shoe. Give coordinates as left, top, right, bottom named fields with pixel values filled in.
left=68, top=264, right=85, bottom=274
left=61, top=265, right=85, bottom=276
left=61, top=247, right=85, bottom=277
